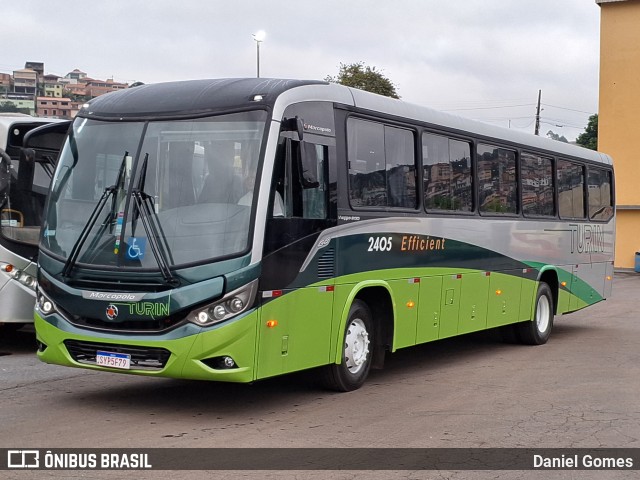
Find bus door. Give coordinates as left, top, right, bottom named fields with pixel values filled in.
left=257, top=129, right=337, bottom=379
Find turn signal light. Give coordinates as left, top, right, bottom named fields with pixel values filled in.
left=266, top=320, right=278, bottom=328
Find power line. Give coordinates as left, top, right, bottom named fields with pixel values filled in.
left=443, top=103, right=536, bottom=112
left=474, top=115, right=533, bottom=121
left=541, top=103, right=595, bottom=115
left=539, top=119, right=586, bottom=130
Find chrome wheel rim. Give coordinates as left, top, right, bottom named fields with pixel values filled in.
left=344, top=318, right=370, bottom=374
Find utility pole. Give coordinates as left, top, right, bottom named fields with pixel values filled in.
left=534, top=89, right=541, bottom=136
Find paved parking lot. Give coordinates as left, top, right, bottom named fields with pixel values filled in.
left=1, top=274, right=639, bottom=479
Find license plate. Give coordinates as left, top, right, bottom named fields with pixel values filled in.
left=96, top=350, right=131, bottom=369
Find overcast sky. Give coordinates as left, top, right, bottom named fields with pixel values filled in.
left=2, top=0, right=601, bottom=140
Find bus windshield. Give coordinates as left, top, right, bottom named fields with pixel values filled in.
left=41, top=110, right=268, bottom=270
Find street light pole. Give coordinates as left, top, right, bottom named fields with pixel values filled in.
left=252, top=31, right=266, bottom=78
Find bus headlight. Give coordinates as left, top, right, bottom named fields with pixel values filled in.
left=187, top=280, right=258, bottom=327
left=36, top=290, right=57, bottom=316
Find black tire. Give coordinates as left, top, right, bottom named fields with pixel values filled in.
left=516, top=282, right=554, bottom=345
left=321, top=299, right=374, bottom=392
left=1, top=322, right=26, bottom=333
left=499, top=324, right=519, bottom=344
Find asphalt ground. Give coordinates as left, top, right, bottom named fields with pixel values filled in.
left=1, top=273, right=639, bottom=479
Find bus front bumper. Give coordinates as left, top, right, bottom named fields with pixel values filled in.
left=35, top=310, right=259, bottom=383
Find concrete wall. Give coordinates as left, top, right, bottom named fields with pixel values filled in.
left=598, top=0, right=640, bottom=268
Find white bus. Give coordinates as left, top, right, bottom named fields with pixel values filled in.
left=0, top=114, right=68, bottom=332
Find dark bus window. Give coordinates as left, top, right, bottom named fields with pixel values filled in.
left=587, top=167, right=613, bottom=221
left=557, top=159, right=586, bottom=219
left=301, top=143, right=329, bottom=219
left=478, top=144, right=517, bottom=214
left=348, top=118, right=416, bottom=209
left=423, top=133, right=473, bottom=212
left=521, top=152, right=554, bottom=217
left=385, top=125, right=416, bottom=208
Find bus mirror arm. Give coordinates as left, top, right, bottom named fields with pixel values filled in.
left=0, top=148, right=11, bottom=208
left=282, top=116, right=304, bottom=141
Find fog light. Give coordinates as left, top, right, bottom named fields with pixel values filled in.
left=201, top=355, right=239, bottom=370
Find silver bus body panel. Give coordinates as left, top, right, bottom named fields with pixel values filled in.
left=0, top=243, right=36, bottom=323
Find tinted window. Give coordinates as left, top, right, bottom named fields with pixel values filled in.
left=478, top=144, right=517, bottom=214
left=423, top=133, right=473, bottom=212
left=557, top=159, right=585, bottom=219
left=348, top=118, right=416, bottom=208
left=587, top=167, right=613, bottom=221
left=521, top=152, right=554, bottom=217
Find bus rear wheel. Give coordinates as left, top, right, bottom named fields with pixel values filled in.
left=321, top=299, right=374, bottom=392
left=516, top=282, right=554, bottom=345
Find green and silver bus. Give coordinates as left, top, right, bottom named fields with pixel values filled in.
left=34, top=79, right=614, bottom=390
left=0, top=114, right=67, bottom=331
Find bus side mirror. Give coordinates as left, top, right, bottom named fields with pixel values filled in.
left=282, top=116, right=304, bottom=141
left=0, top=149, right=10, bottom=208
left=297, top=141, right=319, bottom=189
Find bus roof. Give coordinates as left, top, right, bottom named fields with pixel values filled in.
left=80, top=78, right=611, bottom=166
left=82, top=78, right=325, bottom=119
left=345, top=86, right=611, bottom=166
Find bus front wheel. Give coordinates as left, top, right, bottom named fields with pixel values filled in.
left=321, top=299, right=374, bottom=392
left=517, top=282, right=554, bottom=345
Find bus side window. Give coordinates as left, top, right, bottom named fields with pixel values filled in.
left=298, top=142, right=327, bottom=220
left=272, top=138, right=328, bottom=220
left=557, top=159, right=586, bottom=219
left=587, top=167, right=613, bottom=221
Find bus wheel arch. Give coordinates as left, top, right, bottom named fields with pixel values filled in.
left=355, top=286, right=393, bottom=369
left=538, top=269, right=559, bottom=315
left=321, top=285, right=394, bottom=391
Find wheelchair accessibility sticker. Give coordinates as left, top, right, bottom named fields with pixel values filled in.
left=125, top=237, right=146, bottom=260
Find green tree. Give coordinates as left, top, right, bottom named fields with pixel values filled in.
left=546, top=130, right=568, bottom=143
left=325, top=62, right=400, bottom=99
left=576, top=114, right=598, bottom=150
left=0, top=101, right=29, bottom=114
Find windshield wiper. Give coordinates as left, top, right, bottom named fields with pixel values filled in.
left=129, top=153, right=148, bottom=236
left=131, top=189, right=178, bottom=286
left=61, top=152, right=130, bottom=278
left=129, top=152, right=178, bottom=286
left=61, top=184, right=117, bottom=278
